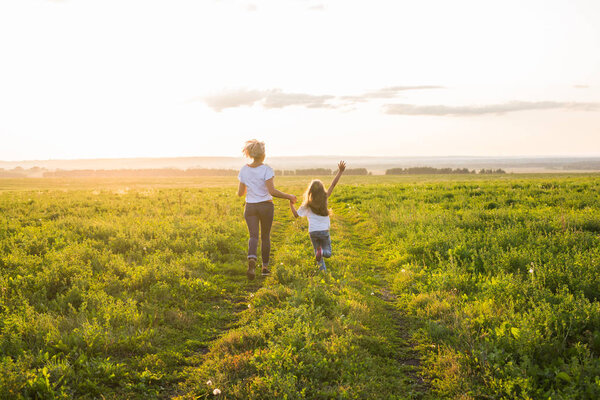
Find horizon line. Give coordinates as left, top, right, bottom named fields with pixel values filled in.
left=4, top=154, right=600, bottom=163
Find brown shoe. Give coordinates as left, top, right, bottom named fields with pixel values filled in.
left=247, top=258, right=256, bottom=280
left=261, top=266, right=271, bottom=276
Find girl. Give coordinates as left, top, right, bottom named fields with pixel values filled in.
left=289, top=161, right=346, bottom=271
left=238, top=139, right=297, bottom=279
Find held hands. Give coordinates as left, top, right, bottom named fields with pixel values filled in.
left=337, top=160, right=346, bottom=173
left=289, top=196, right=299, bottom=218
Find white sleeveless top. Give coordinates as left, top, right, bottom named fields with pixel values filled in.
left=238, top=164, right=275, bottom=203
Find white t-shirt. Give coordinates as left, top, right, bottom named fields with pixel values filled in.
left=297, top=205, right=330, bottom=232
left=238, top=164, right=275, bottom=203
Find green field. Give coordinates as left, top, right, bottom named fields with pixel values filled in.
left=1, top=175, right=599, bottom=399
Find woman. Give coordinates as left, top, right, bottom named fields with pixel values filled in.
left=237, top=139, right=296, bottom=279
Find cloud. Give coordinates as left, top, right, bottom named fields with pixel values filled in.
left=383, top=101, right=600, bottom=116
left=246, top=3, right=257, bottom=11
left=341, top=85, right=444, bottom=102
left=197, top=85, right=441, bottom=111
left=308, top=4, right=325, bottom=11
left=201, top=89, right=266, bottom=112
left=200, top=89, right=335, bottom=111
left=198, top=88, right=599, bottom=117
left=573, top=84, right=589, bottom=89
left=262, top=90, right=335, bottom=109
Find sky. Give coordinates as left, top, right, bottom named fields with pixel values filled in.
left=1, top=0, right=599, bottom=161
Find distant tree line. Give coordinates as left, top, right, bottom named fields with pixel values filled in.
left=294, top=168, right=333, bottom=175
left=275, top=168, right=369, bottom=176
left=0, top=167, right=46, bottom=178
left=386, top=167, right=506, bottom=175
left=0, top=169, right=27, bottom=178
left=275, top=170, right=297, bottom=176
left=3, top=166, right=509, bottom=178
left=43, top=168, right=239, bottom=178
left=343, top=168, right=370, bottom=175
left=38, top=167, right=371, bottom=178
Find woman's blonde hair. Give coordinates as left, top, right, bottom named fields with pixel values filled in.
left=301, top=179, right=329, bottom=216
left=242, top=139, right=266, bottom=161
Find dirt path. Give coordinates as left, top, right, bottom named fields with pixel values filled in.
left=333, top=207, right=429, bottom=397
left=175, top=205, right=429, bottom=398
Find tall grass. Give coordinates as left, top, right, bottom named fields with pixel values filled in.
left=2, top=175, right=599, bottom=399
left=347, top=177, right=600, bottom=399
left=0, top=188, right=254, bottom=398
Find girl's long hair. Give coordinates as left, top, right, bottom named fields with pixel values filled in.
left=301, top=180, right=329, bottom=216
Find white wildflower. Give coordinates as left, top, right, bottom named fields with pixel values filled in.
left=248, top=304, right=251, bottom=308
left=529, top=268, right=534, bottom=274
left=249, top=293, right=254, bottom=298
left=206, top=380, right=212, bottom=386
left=401, top=269, right=406, bottom=273
left=213, top=388, right=221, bottom=395
left=370, top=292, right=374, bottom=296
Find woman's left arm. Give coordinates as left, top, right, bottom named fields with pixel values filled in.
left=237, top=182, right=247, bottom=197
left=265, top=178, right=297, bottom=203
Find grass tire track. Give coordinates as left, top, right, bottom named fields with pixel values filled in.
left=333, top=204, right=429, bottom=398
left=176, top=201, right=431, bottom=399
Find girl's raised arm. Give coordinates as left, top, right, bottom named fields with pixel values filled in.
left=326, top=160, right=346, bottom=198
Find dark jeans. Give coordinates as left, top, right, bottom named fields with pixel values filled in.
left=244, top=201, right=274, bottom=266
left=309, top=230, right=332, bottom=271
